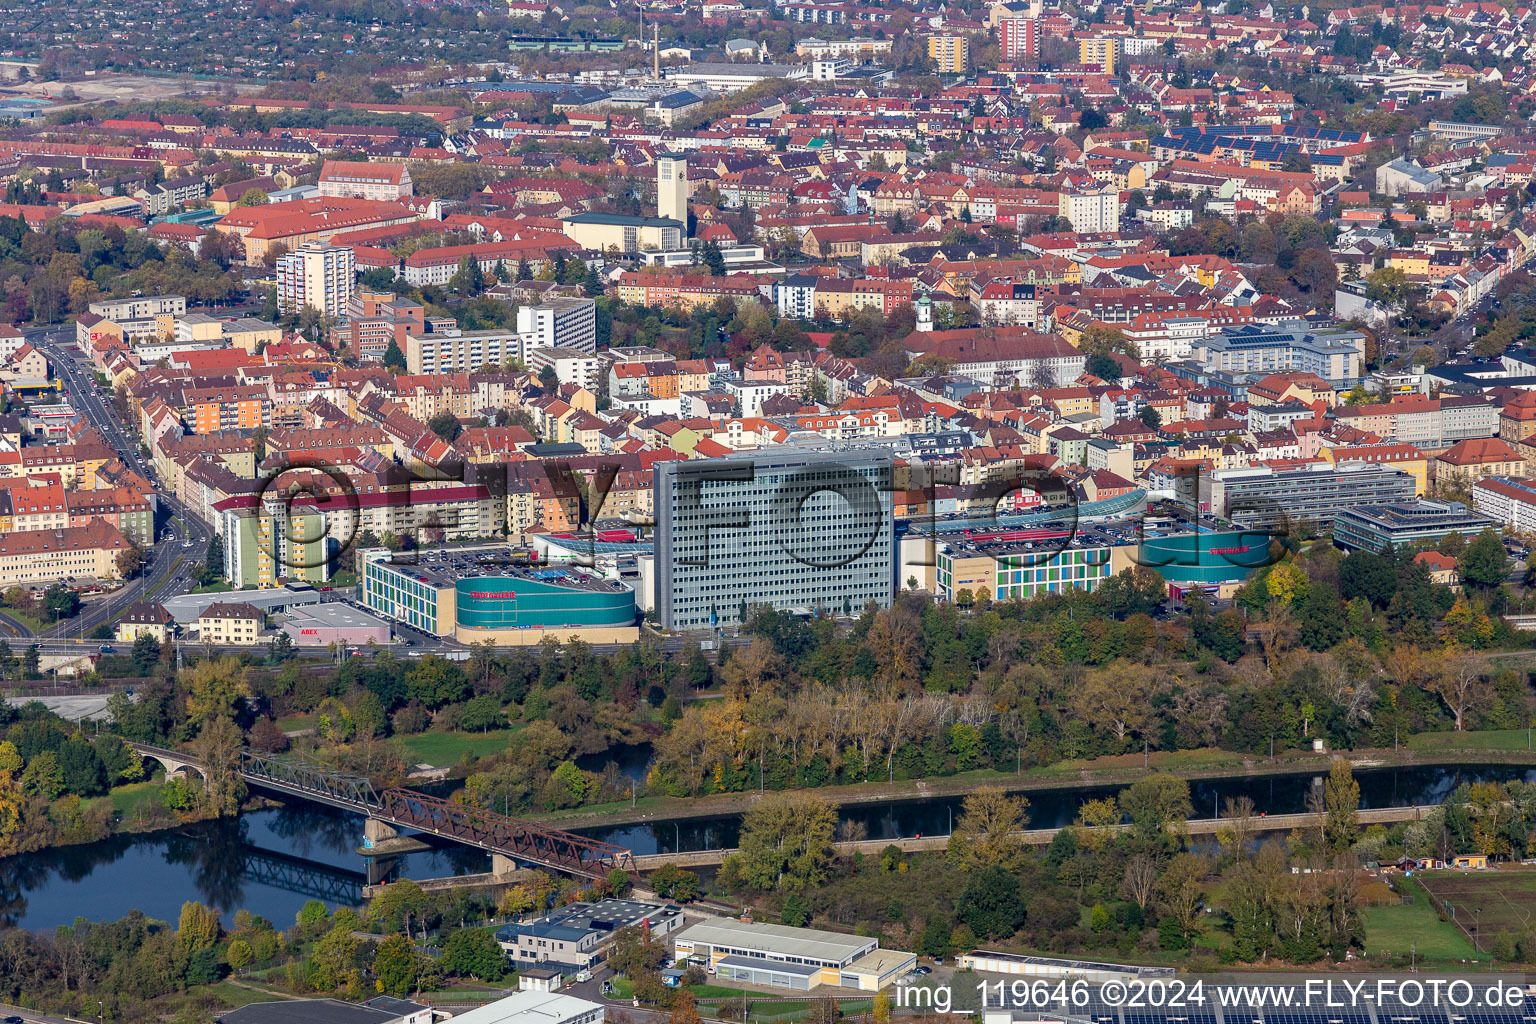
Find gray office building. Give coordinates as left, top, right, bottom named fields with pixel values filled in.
left=1201, top=462, right=1417, bottom=528
left=653, top=448, right=895, bottom=630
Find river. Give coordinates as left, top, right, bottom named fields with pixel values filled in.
left=0, top=764, right=1530, bottom=932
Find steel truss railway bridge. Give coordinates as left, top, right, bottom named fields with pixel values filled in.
left=130, top=743, right=634, bottom=881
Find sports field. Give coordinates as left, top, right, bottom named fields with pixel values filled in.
left=1416, top=869, right=1536, bottom=951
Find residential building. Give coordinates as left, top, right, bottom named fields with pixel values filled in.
left=1078, top=36, right=1121, bottom=74
left=115, top=601, right=177, bottom=644
left=220, top=498, right=331, bottom=588
left=405, top=329, right=524, bottom=375
left=999, top=18, right=1038, bottom=60
left=196, top=601, right=265, bottom=645
left=928, top=36, right=970, bottom=74
left=276, top=243, right=355, bottom=318
left=518, top=298, right=597, bottom=354
left=1058, top=188, right=1119, bottom=234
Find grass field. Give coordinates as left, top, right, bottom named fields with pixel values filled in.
left=1408, top=729, right=1536, bottom=751
left=1417, top=870, right=1536, bottom=949
left=396, top=727, right=518, bottom=767
left=196, top=981, right=284, bottom=1010
left=82, top=781, right=164, bottom=820
left=276, top=714, right=315, bottom=733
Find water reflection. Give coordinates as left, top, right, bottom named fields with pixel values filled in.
left=0, top=764, right=1529, bottom=932
left=575, top=765, right=1536, bottom=854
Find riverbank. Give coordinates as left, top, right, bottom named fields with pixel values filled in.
left=526, top=743, right=1536, bottom=832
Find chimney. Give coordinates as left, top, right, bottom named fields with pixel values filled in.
left=654, top=25, right=660, bottom=80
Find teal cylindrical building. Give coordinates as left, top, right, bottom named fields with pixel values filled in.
left=454, top=574, right=636, bottom=631
left=1134, top=530, right=1278, bottom=590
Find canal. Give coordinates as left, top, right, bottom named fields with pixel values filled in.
left=0, top=763, right=1529, bottom=931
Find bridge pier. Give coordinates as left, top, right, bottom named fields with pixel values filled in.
left=492, top=853, right=518, bottom=878
left=363, top=818, right=398, bottom=849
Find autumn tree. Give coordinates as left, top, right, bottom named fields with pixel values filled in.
left=1321, top=757, right=1361, bottom=854
left=731, top=791, right=837, bottom=891
left=948, top=786, right=1029, bottom=871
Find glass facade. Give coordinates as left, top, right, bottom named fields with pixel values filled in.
left=654, top=450, right=895, bottom=630
left=361, top=550, right=446, bottom=634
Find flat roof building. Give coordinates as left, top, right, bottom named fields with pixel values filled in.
left=1200, top=462, right=1416, bottom=528
left=360, top=546, right=638, bottom=645
left=276, top=602, right=394, bottom=647
left=1333, top=499, right=1498, bottom=553
left=672, top=919, right=914, bottom=992
left=496, top=899, right=684, bottom=968
left=442, top=991, right=604, bottom=1024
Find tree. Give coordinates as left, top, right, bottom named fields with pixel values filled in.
left=426, top=411, right=462, bottom=442
left=1119, top=773, right=1193, bottom=838
left=20, top=751, right=63, bottom=799
left=731, top=791, right=837, bottom=891
left=606, top=924, right=668, bottom=975
left=184, top=657, right=249, bottom=725
left=1427, top=653, right=1492, bottom=731
left=1460, top=529, right=1508, bottom=589
left=178, top=901, right=222, bottom=954
left=383, top=339, right=407, bottom=373
left=1297, top=582, right=1345, bottom=650
left=1086, top=350, right=1123, bottom=381
left=236, top=188, right=269, bottom=207
left=43, top=583, right=80, bottom=620
left=226, top=939, right=254, bottom=971
left=441, top=928, right=506, bottom=981
left=959, top=865, right=1028, bottom=939
left=1322, top=756, right=1361, bottom=854
left=948, top=786, right=1029, bottom=871
left=193, top=716, right=247, bottom=816
left=373, top=934, right=417, bottom=996
left=1156, top=853, right=1208, bottom=939
left=1138, top=405, right=1162, bottom=428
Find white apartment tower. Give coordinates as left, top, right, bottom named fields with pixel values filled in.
left=657, top=155, right=689, bottom=226
left=276, top=243, right=355, bottom=319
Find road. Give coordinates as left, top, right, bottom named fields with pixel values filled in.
left=22, top=327, right=211, bottom=641
left=0, top=1003, right=85, bottom=1024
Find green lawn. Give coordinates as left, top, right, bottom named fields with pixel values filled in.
left=329, top=572, right=358, bottom=589
left=195, top=981, right=283, bottom=1010
left=396, top=727, right=519, bottom=766
left=277, top=714, right=316, bottom=733
left=1408, top=728, right=1536, bottom=751
left=81, top=781, right=164, bottom=820
left=191, top=581, right=234, bottom=595
left=1363, top=900, right=1483, bottom=960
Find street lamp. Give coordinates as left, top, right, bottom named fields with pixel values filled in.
left=1474, top=907, right=1482, bottom=953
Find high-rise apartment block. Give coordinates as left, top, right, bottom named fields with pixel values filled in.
left=999, top=18, right=1038, bottom=61
left=928, top=35, right=970, bottom=74
left=1078, top=36, right=1121, bottom=74
left=517, top=297, right=598, bottom=355
left=276, top=243, right=355, bottom=319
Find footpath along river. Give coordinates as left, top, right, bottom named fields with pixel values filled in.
left=0, top=762, right=1530, bottom=931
